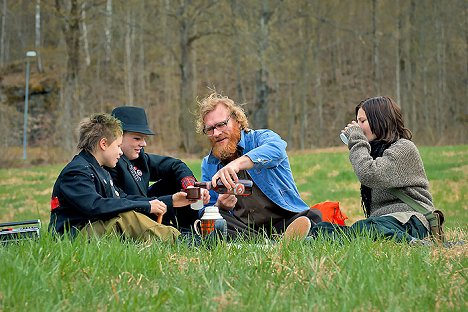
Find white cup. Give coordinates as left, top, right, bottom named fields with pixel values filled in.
left=340, top=133, right=349, bottom=145
left=190, top=199, right=204, bottom=210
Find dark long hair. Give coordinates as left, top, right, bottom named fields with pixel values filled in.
left=356, top=96, right=412, bottom=144
left=356, top=96, right=412, bottom=217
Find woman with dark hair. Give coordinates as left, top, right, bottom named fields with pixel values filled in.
left=311, top=96, right=434, bottom=243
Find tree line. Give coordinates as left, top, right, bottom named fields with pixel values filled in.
left=0, top=0, right=466, bottom=157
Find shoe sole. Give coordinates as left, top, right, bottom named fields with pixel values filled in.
left=283, top=216, right=311, bottom=240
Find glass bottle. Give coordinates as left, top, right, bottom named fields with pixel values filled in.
left=194, top=179, right=253, bottom=196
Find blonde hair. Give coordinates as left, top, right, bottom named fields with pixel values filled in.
left=196, top=92, right=249, bottom=133
left=77, top=113, right=123, bottom=153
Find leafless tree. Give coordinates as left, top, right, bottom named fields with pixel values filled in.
left=0, top=0, right=6, bottom=67
left=167, top=0, right=223, bottom=153
left=104, top=0, right=112, bottom=66
left=80, top=1, right=91, bottom=67
left=55, top=0, right=82, bottom=151
left=0, top=0, right=466, bottom=157
left=35, top=0, right=44, bottom=73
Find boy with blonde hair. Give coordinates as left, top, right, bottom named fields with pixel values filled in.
left=49, top=113, right=179, bottom=242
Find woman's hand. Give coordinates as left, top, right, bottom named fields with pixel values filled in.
left=341, top=120, right=359, bottom=133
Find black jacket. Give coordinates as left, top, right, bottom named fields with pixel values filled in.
left=107, top=151, right=194, bottom=200
left=49, top=150, right=151, bottom=236
left=106, top=151, right=197, bottom=228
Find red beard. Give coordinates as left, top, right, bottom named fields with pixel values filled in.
left=211, top=124, right=241, bottom=162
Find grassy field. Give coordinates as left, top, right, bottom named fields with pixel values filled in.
left=0, top=145, right=466, bottom=311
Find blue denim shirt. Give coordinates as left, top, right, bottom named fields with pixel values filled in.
left=201, top=129, right=309, bottom=213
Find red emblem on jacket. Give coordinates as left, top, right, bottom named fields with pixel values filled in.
left=181, top=176, right=196, bottom=189
left=50, top=196, right=60, bottom=211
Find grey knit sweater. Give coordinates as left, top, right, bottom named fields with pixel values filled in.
left=344, top=126, right=434, bottom=229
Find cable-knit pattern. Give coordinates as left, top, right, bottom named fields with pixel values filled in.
left=344, top=126, right=434, bottom=222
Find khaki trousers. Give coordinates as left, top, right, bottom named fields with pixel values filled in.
left=81, top=211, right=180, bottom=243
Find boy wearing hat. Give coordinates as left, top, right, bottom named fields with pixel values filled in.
left=108, top=106, right=209, bottom=232
left=49, top=113, right=180, bottom=242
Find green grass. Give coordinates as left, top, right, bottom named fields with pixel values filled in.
left=0, top=146, right=467, bottom=311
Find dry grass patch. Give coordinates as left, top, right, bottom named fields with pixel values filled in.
left=303, top=164, right=322, bottom=177
left=212, top=289, right=239, bottom=311
left=340, top=199, right=365, bottom=224
left=310, top=256, right=340, bottom=288
left=289, top=147, right=349, bottom=155
left=440, top=149, right=468, bottom=157
left=169, top=254, right=202, bottom=272
left=0, top=147, right=70, bottom=168
left=432, top=180, right=466, bottom=203
left=0, top=170, right=56, bottom=186
left=450, top=164, right=468, bottom=173
left=431, top=244, right=468, bottom=260
left=327, top=169, right=340, bottom=178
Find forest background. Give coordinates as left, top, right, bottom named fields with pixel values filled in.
left=0, top=0, right=466, bottom=166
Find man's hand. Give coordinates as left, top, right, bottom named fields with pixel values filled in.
left=212, top=165, right=239, bottom=190
left=172, top=187, right=211, bottom=208
left=201, top=188, right=210, bottom=205
left=172, top=191, right=195, bottom=207
left=149, top=199, right=167, bottom=216
left=211, top=155, right=254, bottom=190
left=216, top=194, right=237, bottom=211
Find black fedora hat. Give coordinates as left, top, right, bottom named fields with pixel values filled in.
left=111, top=106, right=155, bottom=135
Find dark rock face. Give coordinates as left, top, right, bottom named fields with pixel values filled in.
left=0, top=71, right=59, bottom=147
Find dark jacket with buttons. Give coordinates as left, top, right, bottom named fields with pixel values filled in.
left=107, top=150, right=194, bottom=202
left=49, top=150, right=151, bottom=236
left=106, top=150, right=197, bottom=228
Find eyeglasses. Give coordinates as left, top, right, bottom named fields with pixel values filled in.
left=203, top=117, right=231, bottom=136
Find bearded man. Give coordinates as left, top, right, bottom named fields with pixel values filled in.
left=196, top=92, right=322, bottom=240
